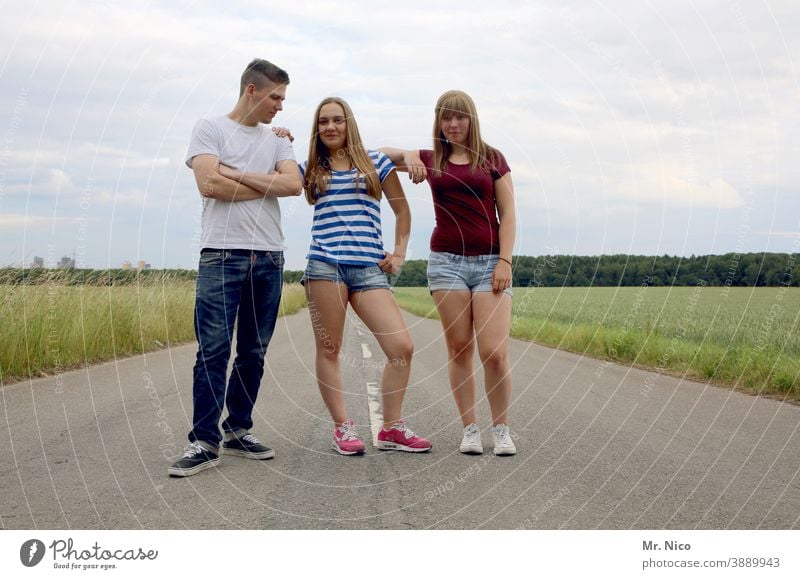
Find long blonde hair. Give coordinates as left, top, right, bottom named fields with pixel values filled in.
left=432, top=90, right=497, bottom=176
left=304, top=97, right=381, bottom=204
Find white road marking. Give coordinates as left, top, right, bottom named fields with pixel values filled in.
left=366, top=381, right=383, bottom=446
left=361, top=343, right=372, bottom=359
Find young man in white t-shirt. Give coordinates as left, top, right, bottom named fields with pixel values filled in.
left=169, top=59, right=302, bottom=477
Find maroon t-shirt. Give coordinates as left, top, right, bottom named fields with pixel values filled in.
left=419, top=149, right=510, bottom=256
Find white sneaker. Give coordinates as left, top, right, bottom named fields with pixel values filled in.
left=459, top=423, right=483, bottom=454
left=492, top=424, right=517, bottom=456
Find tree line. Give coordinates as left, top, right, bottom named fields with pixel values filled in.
left=390, top=253, right=800, bottom=287
left=0, top=268, right=197, bottom=286
left=3, top=253, right=798, bottom=287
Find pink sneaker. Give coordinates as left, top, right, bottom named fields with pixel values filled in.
left=332, top=420, right=365, bottom=455
left=377, top=421, right=432, bottom=453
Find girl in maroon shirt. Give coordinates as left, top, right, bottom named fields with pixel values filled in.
left=382, top=90, right=517, bottom=456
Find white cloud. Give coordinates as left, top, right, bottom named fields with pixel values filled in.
left=90, top=188, right=170, bottom=208
left=45, top=169, right=76, bottom=193
left=758, top=231, right=800, bottom=239
left=649, top=176, right=743, bottom=208
left=0, top=213, right=80, bottom=228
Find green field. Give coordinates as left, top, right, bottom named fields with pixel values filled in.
left=0, top=281, right=307, bottom=382
left=5, top=279, right=798, bottom=399
left=393, top=286, right=800, bottom=398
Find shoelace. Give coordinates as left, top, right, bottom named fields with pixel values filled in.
left=338, top=422, right=359, bottom=441
left=181, top=442, right=205, bottom=458
left=392, top=421, right=414, bottom=438
left=494, top=426, right=512, bottom=446
left=464, top=425, right=481, bottom=441
left=241, top=433, right=261, bottom=445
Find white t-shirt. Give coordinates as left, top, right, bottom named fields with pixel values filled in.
left=186, top=115, right=296, bottom=251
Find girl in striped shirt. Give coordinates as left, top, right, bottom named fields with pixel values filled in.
left=300, top=97, right=431, bottom=455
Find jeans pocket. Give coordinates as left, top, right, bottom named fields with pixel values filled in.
left=370, top=265, right=390, bottom=285
left=428, top=251, right=451, bottom=266
left=199, top=251, right=225, bottom=265
left=268, top=252, right=285, bottom=268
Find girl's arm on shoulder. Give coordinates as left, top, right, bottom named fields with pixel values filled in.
left=379, top=147, right=427, bottom=184
left=376, top=170, right=411, bottom=275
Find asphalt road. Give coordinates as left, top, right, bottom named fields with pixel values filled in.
left=2, top=309, right=799, bottom=529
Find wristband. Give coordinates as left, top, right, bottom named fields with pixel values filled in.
left=498, top=257, right=512, bottom=266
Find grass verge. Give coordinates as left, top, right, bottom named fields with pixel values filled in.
left=392, top=286, right=800, bottom=400
left=1, top=282, right=307, bottom=383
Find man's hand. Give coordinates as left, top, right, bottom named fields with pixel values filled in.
left=217, top=161, right=301, bottom=198
left=191, top=154, right=264, bottom=201
left=218, top=164, right=239, bottom=180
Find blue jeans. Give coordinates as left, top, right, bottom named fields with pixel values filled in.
left=427, top=251, right=513, bottom=296
left=190, top=248, right=284, bottom=448
left=300, top=258, right=390, bottom=292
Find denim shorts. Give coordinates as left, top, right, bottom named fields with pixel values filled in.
left=301, top=258, right=390, bottom=292
left=427, top=251, right=513, bottom=296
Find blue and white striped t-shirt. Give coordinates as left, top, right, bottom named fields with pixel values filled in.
left=300, top=150, right=395, bottom=266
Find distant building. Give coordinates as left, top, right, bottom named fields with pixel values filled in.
left=31, top=256, right=44, bottom=268
left=121, top=261, right=132, bottom=270
left=57, top=256, right=75, bottom=269
left=136, top=260, right=151, bottom=271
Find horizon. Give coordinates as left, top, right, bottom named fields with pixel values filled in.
left=5, top=250, right=798, bottom=274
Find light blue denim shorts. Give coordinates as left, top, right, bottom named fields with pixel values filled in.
left=301, top=258, right=390, bottom=292
left=427, top=251, right=513, bottom=296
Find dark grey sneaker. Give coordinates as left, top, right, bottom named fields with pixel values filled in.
left=222, top=432, right=275, bottom=460
left=168, top=441, right=220, bottom=477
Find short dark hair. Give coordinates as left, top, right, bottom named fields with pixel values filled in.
left=239, top=59, right=290, bottom=97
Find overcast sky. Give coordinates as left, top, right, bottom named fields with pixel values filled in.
left=1, top=0, right=798, bottom=270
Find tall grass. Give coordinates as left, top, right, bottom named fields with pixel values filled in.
left=279, top=283, right=307, bottom=316
left=1, top=280, right=307, bottom=382
left=392, top=286, right=800, bottom=398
